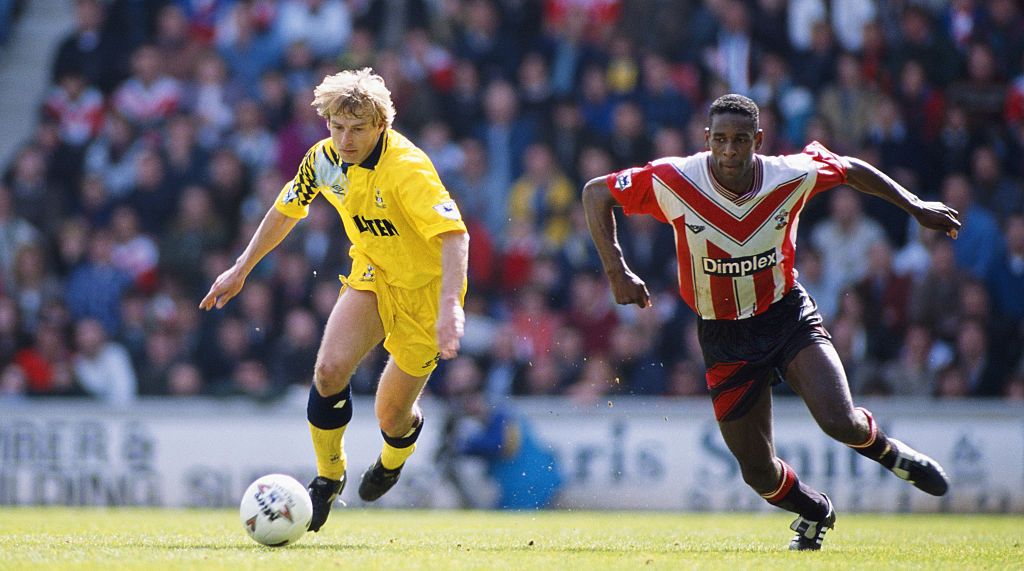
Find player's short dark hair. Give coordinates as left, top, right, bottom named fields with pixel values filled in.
left=709, top=94, right=759, bottom=127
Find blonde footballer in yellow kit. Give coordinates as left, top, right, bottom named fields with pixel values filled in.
left=200, top=68, right=469, bottom=532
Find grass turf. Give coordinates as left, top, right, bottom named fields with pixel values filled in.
left=1, top=508, right=1021, bottom=570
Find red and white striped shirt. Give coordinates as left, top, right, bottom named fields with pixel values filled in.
left=607, top=142, right=847, bottom=320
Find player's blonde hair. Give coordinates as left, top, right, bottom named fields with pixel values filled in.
left=312, top=68, right=395, bottom=129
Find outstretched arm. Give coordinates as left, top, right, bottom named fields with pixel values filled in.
left=581, top=177, right=650, bottom=308
left=843, top=157, right=961, bottom=239
left=437, top=230, right=469, bottom=359
left=199, top=206, right=299, bottom=310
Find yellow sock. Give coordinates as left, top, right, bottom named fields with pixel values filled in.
left=380, top=441, right=416, bottom=470
left=309, top=422, right=348, bottom=480
left=380, top=420, right=420, bottom=470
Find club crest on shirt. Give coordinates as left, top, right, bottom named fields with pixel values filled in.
left=432, top=200, right=461, bottom=220
left=374, top=187, right=386, bottom=209
left=614, top=171, right=632, bottom=190
left=774, top=209, right=789, bottom=229
left=360, top=264, right=375, bottom=282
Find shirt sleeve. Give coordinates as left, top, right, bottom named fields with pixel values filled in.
left=604, top=164, right=668, bottom=222
left=803, top=141, right=849, bottom=198
left=274, top=144, right=325, bottom=219
left=395, top=155, right=468, bottom=239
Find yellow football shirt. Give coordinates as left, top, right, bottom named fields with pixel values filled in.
left=275, top=130, right=467, bottom=289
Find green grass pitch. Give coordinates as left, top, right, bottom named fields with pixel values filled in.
left=1, top=508, right=1021, bottom=570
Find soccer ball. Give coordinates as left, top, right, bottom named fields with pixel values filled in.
left=239, top=474, right=313, bottom=547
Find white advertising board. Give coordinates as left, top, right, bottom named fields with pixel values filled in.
left=0, top=397, right=1021, bottom=513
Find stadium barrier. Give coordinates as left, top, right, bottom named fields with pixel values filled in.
left=1, top=395, right=1021, bottom=513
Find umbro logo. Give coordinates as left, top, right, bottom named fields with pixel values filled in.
left=333, top=399, right=348, bottom=409
left=686, top=223, right=706, bottom=233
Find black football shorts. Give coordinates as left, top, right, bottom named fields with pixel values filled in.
left=697, top=282, right=831, bottom=421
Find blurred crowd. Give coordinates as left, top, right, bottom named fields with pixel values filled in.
left=1, top=0, right=1023, bottom=405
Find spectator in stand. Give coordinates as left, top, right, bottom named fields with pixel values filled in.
left=230, top=99, right=278, bottom=174
left=271, top=249, right=313, bottom=313
left=935, top=363, right=970, bottom=398
left=862, top=96, right=925, bottom=175
left=792, top=19, right=838, bottom=94
left=153, top=3, right=203, bottom=82
left=940, top=172, right=1003, bottom=279
left=182, top=51, right=239, bottom=146
left=945, top=42, right=1007, bottom=131
left=123, top=149, right=178, bottom=235
left=109, top=205, right=160, bottom=293
left=196, top=314, right=254, bottom=387
left=829, top=287, right=878, bottom=395
left=954, top=319, right=1005, bottom=396
left=136, top=328, right=182, bottom=396
left=607, top=101, right=652, bottom=169
left=564, top=272, right=617, bottom=356
left=507, top=142, right=575, bottom=252
left=159, top=185, right=227, bottom=294
left=986, top=214, right=1024, bottom=327
left=111, top=44, right=182, bottom=133
left=817, top=53, right=879, bottom=153
left=257, top=69, right=292, bottom=131
left=443, top=59, right=485, bottom=139
left=910, top=239, right=964, bottom=343
left=892, top=6, right=961, bottom=88
left=52, top=0, right=127, bottom=93
left=810, top=187, right=887, bottom=296
left=418, top=120, right=465, bottom=185
left=72, top=317, right=137, bottom=405
left=167, top=362, right=204, bottom=397
left=215, top=1, right=282, bottom=96
left=9, top=243, right=62, bottom=335
left=564, top=353, right=615, bottom=404
left=970, top=144, right=1023, bottom=213
left=205, top=147, right=250, bottom=235
left=0, top=295, right=22, bottom=366
left=275, top=89, right=328, bottom=179
left=162, top=113, right=208, bottom=189
left=64, top=228, right=133, bottom=334
left=795, top=246, right=837, bottom=325
left=877, top=323, right=952, bottom=397
left=515, top=51, right=554, bottom=127
left=748, top=52, right=813, bottom=151
left=5, top=145, right=65, bottom=234
left=895, top=59, right=946, bottom=145
left=854, top=240, right=914, bottom=358
left=0, top=183, right=40, bottom=290
left=43, top=70, right=104, bottom=149
left=276, top=0, right=352, bottom=61
left=638, top=52, right=693, bottom=133
left=269, top=307, right=319, bottom=390
left=13, top=319, right=82, bottom=397
left=476, top=78, right=536, bottom=225
left=609, top=322, right=666, bottom=395
left=84, top=112, right=143, bottom=199
left=76, top=172, right=114, bottom=228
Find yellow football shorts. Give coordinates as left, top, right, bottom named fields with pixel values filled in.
left=341, top=255, right=463, bottom=377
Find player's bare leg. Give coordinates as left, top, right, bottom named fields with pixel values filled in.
left=307, top=288, right=385, bottom=531
left=717, top=382, right=835, bottom=550
left=785, top=342, right=948, bottom=496
left=358, top=357, right=430, bottom=501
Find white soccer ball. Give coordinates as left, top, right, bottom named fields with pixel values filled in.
left=239, top=474, right=313, bottom=547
